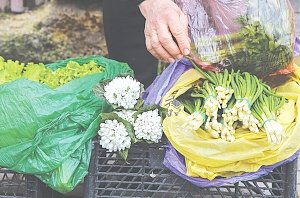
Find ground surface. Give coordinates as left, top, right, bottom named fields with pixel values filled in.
left=0, top=0, right=106, bottom=64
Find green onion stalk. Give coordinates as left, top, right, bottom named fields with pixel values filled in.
left=190, top=80, right=223, bottom=136
left=215, top=69, right=234, bottom=108
left=204, top=114, right=236, bottom=142
left=222, top=98, right=238, bottom=127
left=251, top=92, right=285, bottom=144
left=220, top=118, right=236, bottom=142
left=189, top=64, right=242, bottom=142
left=192, top=80, right=220, bottom=120
left=189, top=61, right=234, bottom=109
left=202, top=112, right=236, bottom=142
left=178, top=97, right=206, bottom=131
left=230, top=71, right=263, bottom=131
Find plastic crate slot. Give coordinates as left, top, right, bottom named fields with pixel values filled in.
left=0, top=169, right=45, bottom=198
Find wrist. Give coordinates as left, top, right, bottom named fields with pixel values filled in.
left=139, top=0, right=174, bottom=17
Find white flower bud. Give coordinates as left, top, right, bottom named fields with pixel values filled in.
left=104, top=76, right=142, bottom=109
left=98, top=119, right=131, bottom=152
left=134, top=109, right=163, bottom=143
left=116, top=110, right=136, bottom=125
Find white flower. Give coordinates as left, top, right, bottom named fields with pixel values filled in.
left=98, top=119, right=131, bottom=152
left=104, top=76, right=142, bottom=109
left=133, top=109, right=163, bottom=143
left=116, top=110, right=136, bottom=125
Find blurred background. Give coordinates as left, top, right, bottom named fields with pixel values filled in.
left=0, top=0, right=106, bottom=63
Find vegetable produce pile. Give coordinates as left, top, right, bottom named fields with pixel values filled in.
left=176, top=0, right=295, bottom=77
left=191, top=17, right=294, bottom=77
left=145, top=58, right=300, bottom=183
left=0, top=55, right=134, bottom=193
left=142, top=0, right=299, bottom=186
left=0, top=56, right=104, bottom=88
left=178, top=64, right=286, bottom=144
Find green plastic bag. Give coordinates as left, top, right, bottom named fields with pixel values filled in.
left=0, top=56, right=133, bottom=193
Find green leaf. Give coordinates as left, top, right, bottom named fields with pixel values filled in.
left=92, top=81, right=108, bottom=100
left=133, top=104, right=166, bottom=120
left=134, top=99, right=144, bottom=109
left=177, top=98, right=195, bottom=114
left=118, top=149, right=129, bottom=161
left=93, top=75, right=144, bottom=110
left=22, top=63, right=47, bottom=82
left=101, top=112, right=137, bottom=143
left=204, top=17, right=293, bottom=76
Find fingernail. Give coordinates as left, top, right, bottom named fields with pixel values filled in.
left=176, top=55, right=183, bottom=59
left=168, top=58, right=175, bottom=63
left=183, top=48, right=190, bottom=55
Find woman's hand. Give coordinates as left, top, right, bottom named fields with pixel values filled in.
left=139, top=0, right=190, bottom=62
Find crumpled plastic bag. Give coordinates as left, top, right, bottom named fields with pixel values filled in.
left=0, top=56, right=133, bottom=193
left=160, top=63, right=300, bottom=180
left=175, top=0, right=296, bottom=77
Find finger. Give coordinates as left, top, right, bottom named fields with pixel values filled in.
left=145, top=34, right=161, bottom=60
left=156, top=24, right=182, bottom=59
left=180, top=13, right=192, bottom=47
left=168, top=15, right=190, bottom=56
left=180, top=13, right=189, bottom=41
left=150, top=31, right=175, bottom=62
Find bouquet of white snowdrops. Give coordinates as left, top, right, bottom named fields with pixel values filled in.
left=93, top=75, right=165, bottom=160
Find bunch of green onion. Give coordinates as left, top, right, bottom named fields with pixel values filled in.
left=178, top=66, right=286, bottom=144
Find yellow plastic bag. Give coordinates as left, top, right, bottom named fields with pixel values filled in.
left=162, top=63, right=300, bottom=180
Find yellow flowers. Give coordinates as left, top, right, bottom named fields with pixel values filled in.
left=0, top=57, right=104, bottom=88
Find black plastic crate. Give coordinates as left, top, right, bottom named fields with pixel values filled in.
left=0, top=168, right=37, bottom=198
left=0, top=168, right=59, bottom=198
left=84, top=138, right=298, bottom=198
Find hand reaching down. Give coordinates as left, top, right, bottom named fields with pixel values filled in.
left=139, top=0, right=190, bottom=62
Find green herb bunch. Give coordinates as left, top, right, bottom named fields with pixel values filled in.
left=193, top=17, right=293, bottom=77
